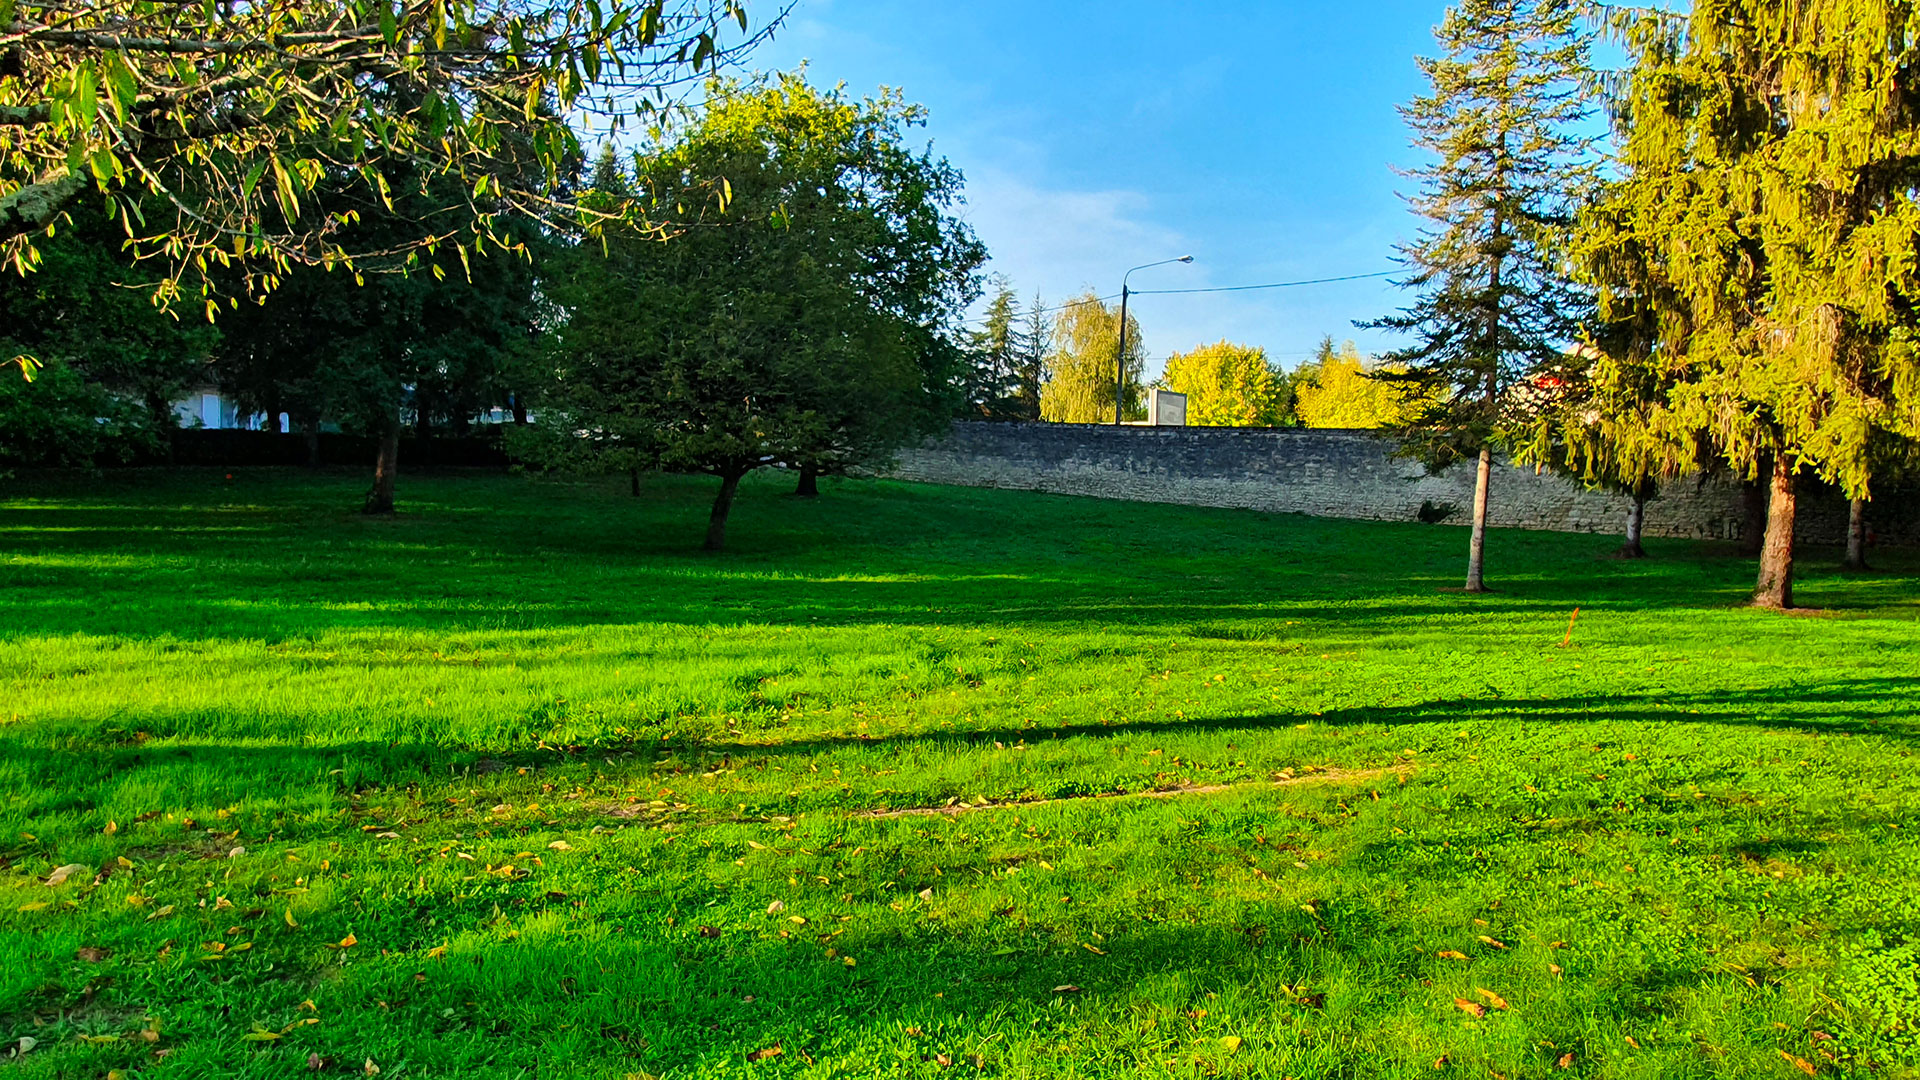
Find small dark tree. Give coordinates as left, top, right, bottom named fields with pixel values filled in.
left=1364, top=0, right=1596, bottom=593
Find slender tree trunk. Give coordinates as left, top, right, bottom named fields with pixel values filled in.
left=1753, top=455, right=1797, bottom=609
left=1465, top=447, right=1492, bottom=593
left=512, top=396, right=528, bottom=425
left=630, top=467, right=643, bottom=497
left=795, top=465, right=819, bottom=498
left=1845, top=497, right=1870, bottom=571
left=303, top=416, right=322, bottom=469
left=364, top=414, right=401, bottom=516
left=1739, top=475, right=1767, bottom=556
left=1620, top=493, right=1647, bottom=559
left=705, top=470, right=746, bottom=552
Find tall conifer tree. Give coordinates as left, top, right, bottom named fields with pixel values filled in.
left=1583, top=3, right=1920, bottom=609
left=1366, top=0, right=1596, bottom=592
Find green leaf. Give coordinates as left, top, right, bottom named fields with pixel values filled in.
left=73, top=65, right=99, bottom=126
left=103, top=55, right=139, bottom=125
left=241, top=159, right=270, bottom=200
left=379, top=1, right=398, bottom=44
left=0, top=0, right=17, bottom=30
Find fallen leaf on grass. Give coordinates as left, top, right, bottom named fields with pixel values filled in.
left=285, top=909, right=299, bottom=928
left=1625, top=1036, right=1640, bottom=1049
left=17, top=902, right=48, bottom=913
left=1476, top=935, right=1508, bottom=950
left=374, top=832, right=400, bottom=840
left=1474, top=988, right=1510, bottom=1011
left=307, top=1052, right=330, bottom=1070
left=1549, top=963, right=1564, bottom=976
left=13, top=1036, right=36, bottom=1056
left=1219, top=1036, right=1243, bottom=1054
left=1779, top=1050, right=1818, bottom=1076
left=1556, top=1052, right=1576, bottom=1069
left=767, top=901, right=786, bottom=915
left=327, top=933, right=357, bottom=949
left=76, top=947, right=110, bottom=962
left=1081, top=943, right=1106, bottom=955
left=44, top=864, right=87, bottom=886
left=745, top=1045, right=782, bottom=1063
left=364, top=1058, right=381, bottom=1075
left=1053, top=985, right=1081, bottom=994
left=697, top=926, right=721, bottom=939
left=1435, top=950, right=1469, bottom=961
left=1453, top=998, right=1486, bottom=1018
left=548, top=840, right=571, bottom=851
left=1432, top=1055, right=1449, bottom=1069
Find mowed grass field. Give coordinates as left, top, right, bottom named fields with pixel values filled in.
left=2, top=468, right=1918, bottom=1080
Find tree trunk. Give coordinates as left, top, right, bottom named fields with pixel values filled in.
left=1739, top=476, right=1767, bottom=555
left=705, top=470, right=745, bottom=552
left=1619, top=493, right=1647, bottom=559
left=1845, top=497, right=1870, bottom=571
left=1753, top=455, right=1797, bottom=609
left=512, top=395, right=529, bottom=425
left=1465, top=447, right=1492, bottom=593
left=795, top=465, right=819, bottom=498
left=630, top=468, right=643, bottom=497
left=364, top=416, right=401, bottom=516
left=303, top=416, right=322, bottom=469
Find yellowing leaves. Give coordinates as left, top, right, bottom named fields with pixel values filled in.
left=1474, top=988, right=1510, bottom=1011
left=44, top=864, right=88, bottom=886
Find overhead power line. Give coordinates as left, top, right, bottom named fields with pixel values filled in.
left=1129, top=270, right=1398, bottom=297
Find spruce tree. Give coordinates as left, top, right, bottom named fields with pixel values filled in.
left=1365, top=0, right=1596, bottom=592
left=1589, top=2, right=1920, bottom=608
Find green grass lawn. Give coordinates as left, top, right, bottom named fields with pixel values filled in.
left=2, top=468, right=1917, bottom=1080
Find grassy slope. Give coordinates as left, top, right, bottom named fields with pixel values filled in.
left=1, top=468, right=1916, bottom=1080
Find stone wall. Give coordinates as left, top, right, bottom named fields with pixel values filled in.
left=888, top=422, right=1916, bottom=546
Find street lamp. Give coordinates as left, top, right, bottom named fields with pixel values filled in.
left=1116, top=256, right=1195, bottom=425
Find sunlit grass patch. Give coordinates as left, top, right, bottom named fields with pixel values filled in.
left=1, top=468, right=1916, bottom=1078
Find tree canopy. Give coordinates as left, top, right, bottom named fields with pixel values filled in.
left=1157, top=341, right=1291, bottom=427
left=0, top=0, right=762, bottom=335
left=535, top=75, right=984, bottom=550
left=1365, top=0, right=1595, bottom=592
left=1040, top=293, right=1142, bottom=424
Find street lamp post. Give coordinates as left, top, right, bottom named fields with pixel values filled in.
left=1115, top=256, right=1195, bottom=425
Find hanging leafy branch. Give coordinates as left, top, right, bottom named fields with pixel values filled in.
left=0, top=0, right=774, bottom=327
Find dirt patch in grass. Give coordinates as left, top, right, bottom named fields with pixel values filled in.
left=855, top=766, right=1401, bottom=819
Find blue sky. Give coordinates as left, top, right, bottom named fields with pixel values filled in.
left=749, top=0, right=1454, bottom=376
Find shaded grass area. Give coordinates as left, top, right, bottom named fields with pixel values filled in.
left=2, top=468, right=1918, bottom=1079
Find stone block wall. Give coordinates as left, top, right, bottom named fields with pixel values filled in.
left=887, top=422, right=1916, bottom=546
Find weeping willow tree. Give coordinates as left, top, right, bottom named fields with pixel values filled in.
left=1040, top=294, right=1144, bottom=424
left=1588, top=2, right=1920, bottom=609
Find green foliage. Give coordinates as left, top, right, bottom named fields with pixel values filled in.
left=1292, top=338, right=1421, bottom=430
left=0, top=358, right=152, bottom=468
left=1, top=469, right=1918, bottom=1077
left=1158, top=341, right=1292, bottom=427
left=211, top=176, right=546, bottom=451
left=537, top=74, right=984, bottom=547
left=1, top=0, right=760, bottom=307
left=1580, top=3, right=1920, bottom=496
left=0, top=208, right=213, bottom=461
left=1365, top=0, right=1596, bottom=468
left=1041, top=293, right=1144, bottom=423
left=965, top=278, right=1048, bottom=421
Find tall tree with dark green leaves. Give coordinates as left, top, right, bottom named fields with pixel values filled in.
left=965, top=278, right=1039, bottom=420
left=0, top=207, right=213, bottom=464
left=1579, top=3, right=1920, bottom=609
left=1365, top=0, right=1596, bottom=593
left=538, top=76, right=984, bottom=550
left=214, top=177, right=547, bottom=513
